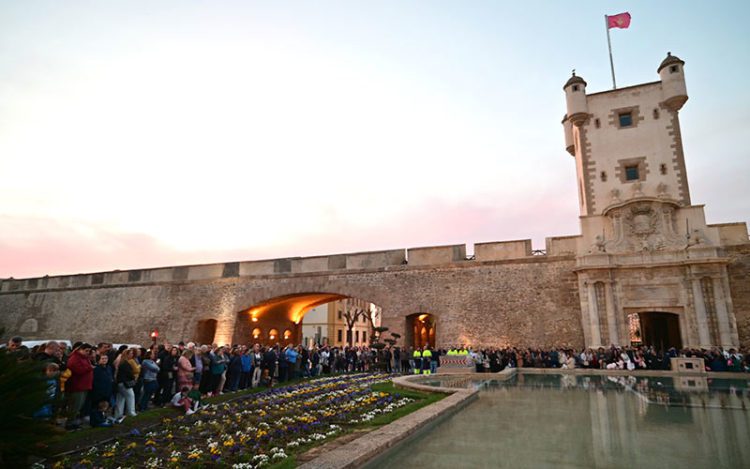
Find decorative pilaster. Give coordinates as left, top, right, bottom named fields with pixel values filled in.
left=690, top=278, right=711, bottom=347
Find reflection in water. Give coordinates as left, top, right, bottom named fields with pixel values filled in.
left=372, top=375, right=750, bottom=469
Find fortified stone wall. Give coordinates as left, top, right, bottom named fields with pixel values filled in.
left=0, top=254, right=583, bottom=349
left=726, top=244, right=750, bottom=350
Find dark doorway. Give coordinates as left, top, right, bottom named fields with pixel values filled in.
left=406, top=313, right=436, bottom=349
left=630, top=312, right=681, bottom=351
left=194, top=319, right=217, bottom=345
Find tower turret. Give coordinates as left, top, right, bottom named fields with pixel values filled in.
left=563, top=72, right=589, bottom=126
left=658, top=52, right=688, bottom=111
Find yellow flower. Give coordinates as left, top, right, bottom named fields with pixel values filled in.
left=53, top=462, right=65, bottom=469
left=145, top=439, right=156, bottom=446
left=170, top=457, right=179, bottom=463
left=126, top=442, right=137, bottom=449
left=166, top=433, right=173, bottom=439
left=103, top=451, right=115, bottom=457
left=223, top=438, right=235, bottom=447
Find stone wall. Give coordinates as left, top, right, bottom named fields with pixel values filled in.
left=0, top=256, right=583, bottom=349
left=726, top=244, right=750, bottom=349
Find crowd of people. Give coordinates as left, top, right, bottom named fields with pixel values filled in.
left=459, top=345, right=750, bottom=373
left=3, top=336, right=427, bottom=430
left=3, top=334, right=748, bottom=431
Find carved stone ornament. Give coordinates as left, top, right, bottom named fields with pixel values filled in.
left=656, top=182, right=669, bottom=198
left=606, top=200, right=685, bottom=253
left=610, top=188, right=621, bottom=203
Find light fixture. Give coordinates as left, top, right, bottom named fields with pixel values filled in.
left=252, top=317, right=258, bottom=322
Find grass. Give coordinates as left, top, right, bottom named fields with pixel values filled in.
left=362, top=381, right=446, bottom=427
left=43, top=377, right=308, bottom=455
left=42, top=375, right=448, bottom=465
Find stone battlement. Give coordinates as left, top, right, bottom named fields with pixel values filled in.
left=0, top=236, right=580, bottom=293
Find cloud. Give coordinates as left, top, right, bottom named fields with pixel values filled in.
left=1, top=190, right=580, bottom=279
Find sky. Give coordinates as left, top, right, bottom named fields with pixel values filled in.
left=1, top=1, right=748, bottom=279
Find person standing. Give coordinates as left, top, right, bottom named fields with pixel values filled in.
left=139, top=350, right=160, bottom=411
left=65, top=343, right=94, bottom=429
left=251, top=344, right=263, bottom=387
left=412, top=347, right=422, bottom=375
left=114, top=349, right=137, bottom=421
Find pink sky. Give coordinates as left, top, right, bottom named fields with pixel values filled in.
left=1, top=2, right=748, bottom=279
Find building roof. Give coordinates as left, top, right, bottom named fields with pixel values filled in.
left=657, top=52, right=685, bottom=73
left=563, top=73, right=587, bottom=90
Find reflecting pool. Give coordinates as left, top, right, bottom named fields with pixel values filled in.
left=369, top=374, right=750, bottom=468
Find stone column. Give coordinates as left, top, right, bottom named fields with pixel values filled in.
left=587, top=283, right=602, bottom=347
left=604, top=281, right=620, bottom=346
left=690, top=278, right=711, bottom=347
left=712, top=277, right=736, bottom=348
left=212, top=286, right=238, bottom=345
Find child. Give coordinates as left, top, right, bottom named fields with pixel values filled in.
left=34, top=362, right=60, bottom=419
left=187, top=382, right=202, bottom=411
left=90, top=400, right=115, bottom=427
left=170, top=386, right=195, bottom=415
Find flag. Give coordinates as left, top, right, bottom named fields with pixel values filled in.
left=607, top=12, right=631, bottom=29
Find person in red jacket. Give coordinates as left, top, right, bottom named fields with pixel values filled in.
left=65, top=343, right=94, bottom=429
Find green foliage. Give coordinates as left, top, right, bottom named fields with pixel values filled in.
left=0, top=347, right=56, bottom=465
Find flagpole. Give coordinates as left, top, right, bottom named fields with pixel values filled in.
left=605, top=15, right=617, bottom=89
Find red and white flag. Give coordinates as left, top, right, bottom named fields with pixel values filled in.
left=607, top=12, right=631, bottom=29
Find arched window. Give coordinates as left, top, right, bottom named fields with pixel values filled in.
left=252, top=328, right=262, bottom=340
left=269, top=329, right=279, bottom=341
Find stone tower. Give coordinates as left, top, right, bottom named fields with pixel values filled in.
left=562, top=53, right=747, bottom=350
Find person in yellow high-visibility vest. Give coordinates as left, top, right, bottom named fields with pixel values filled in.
left=421, top=347, right=433, bottom=375
left=412, top=348, right=422, bottom=374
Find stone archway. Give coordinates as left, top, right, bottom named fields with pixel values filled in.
left=194, top=319, right=217, bottom=345
left=231, top=292, right=382, bottom=347
left=406, top=313, right=436, bottom=349
left=628, top=311, right=682, bottom=351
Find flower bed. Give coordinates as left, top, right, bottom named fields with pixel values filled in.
left=46, top=374, right=415, bottom=468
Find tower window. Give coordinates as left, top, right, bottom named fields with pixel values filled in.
left=572, top=85, right=579, bottom=92
left=618, top=112, right=633, bottom=127
left=660, top=164, right=667, bottom=175
left=594, top=118, right=601, bottom=128
left=600, top=171, right=607, bottom=182
left=337, top=329, right=342, bottom=342
left=653, top=108, right=660, bottom=119
left=625, top=165, right=640, bottom=181
left=669, top=65, right=679, bottom=73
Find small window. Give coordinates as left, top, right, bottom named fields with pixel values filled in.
left=619, top=112, right=633, bottom=127
left=670, top=65, right=679, bottom=73
left=625, top=165, right=640, bottom=181
left=363, top=331, right=367, bottom=343
left=337, top=330, right=342, bottom=342
left=594, top=118, right=601, bottom=128
left=600, top=171, right=607, bottom=182
left=653, top=108, right=660, bottom=119
left=660, top=164, right=667, bottom=175
left=338, top=310, right=342, bottom=320
left=355, top=331, right=359, bottom=343
left=572, top=85, right=579, bottom=92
